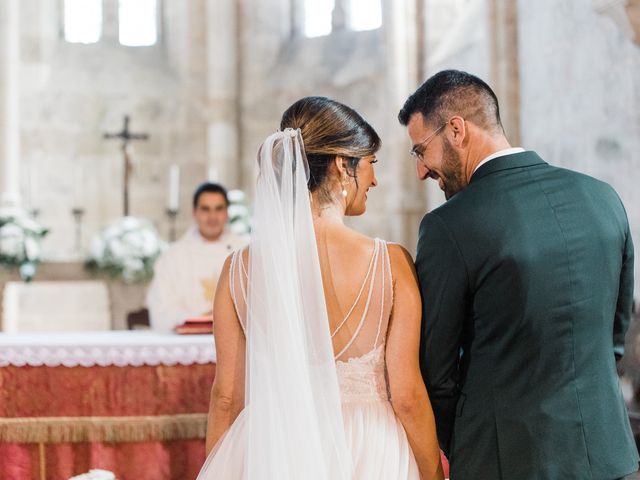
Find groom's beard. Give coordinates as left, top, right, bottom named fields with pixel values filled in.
left=441, top=137, right=465, bottom=200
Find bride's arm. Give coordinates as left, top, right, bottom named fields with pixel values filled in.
left=205, top=255, right=246, bottom=454
left=386, top=244, right=444, bottom=480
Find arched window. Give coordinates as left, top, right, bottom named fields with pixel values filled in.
left=119, top=0, right=158, bottom=47
left=348, top=0, right=382, bottom=32
left=64, top=0, right=102, bottom=44
left=63, top=0, right=159, bottom=47
left=304, top=0, right=335, bottom=38
left=302, top=0, right=382, bottom=38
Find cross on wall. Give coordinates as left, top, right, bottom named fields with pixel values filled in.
left=103, top=115, right=149, bottom=217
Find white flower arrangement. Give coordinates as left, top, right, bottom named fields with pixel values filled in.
left=87, top=216, right=167, bottom=283
left=0, top=206, right=48, bottom=281
left=227, top=189, right=252, bottom=239
left=68, top=469, right=116, bottom=480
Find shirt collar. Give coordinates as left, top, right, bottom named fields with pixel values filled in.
left=472, top=147, right=525, bottom=175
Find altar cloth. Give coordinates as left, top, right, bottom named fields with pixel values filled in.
left=0, top=330, right=216, bottom=367
left=0, top=331, right=217, bottom=480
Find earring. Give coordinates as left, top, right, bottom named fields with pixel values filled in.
left=341, top=177, right=349, bottom=198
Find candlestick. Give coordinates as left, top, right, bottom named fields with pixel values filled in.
left=165, top=208, right=178, bottom=242
left=168, top=164, right=180, bottom=211
left=71, top=207, right=85, bottom=253
left=30, top=166, right=39, bottom=212
left=73, top=165, right=84, bottom=208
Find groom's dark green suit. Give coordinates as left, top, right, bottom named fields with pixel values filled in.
left=416, top=151, right=638, bottom=479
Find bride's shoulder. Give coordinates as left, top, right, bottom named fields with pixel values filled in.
left=382, top=242, right=416, bottom=273
left=225, top=246, right=250, bottom=271
left=377, top=239, right=412, bottom=256
left=342, top=230, right=413, bottom=262
left=334, top=226, right=374, bottom=248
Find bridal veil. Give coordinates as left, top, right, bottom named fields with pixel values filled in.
left=200, top=128, right=352, bottom=479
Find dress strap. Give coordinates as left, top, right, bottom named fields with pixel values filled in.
left=333, top=239, right=381, bottom=360
left=330, top=240, right=378, bottom=338
left=373, top=240, right=392, bottom=348
left=228, top=248, right=248, bottom=333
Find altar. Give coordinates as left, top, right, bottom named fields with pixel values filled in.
left=0, top=331, right=216, bottom=480
left=0, top=262, right=149, bottom=332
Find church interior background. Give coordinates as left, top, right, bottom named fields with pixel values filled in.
left=0, top=0, right=639, bottom=478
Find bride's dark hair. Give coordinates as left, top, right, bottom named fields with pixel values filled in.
left=280, top=96, right=381, bottom=204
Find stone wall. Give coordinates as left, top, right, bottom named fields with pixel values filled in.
left=518, top=0, right=640, bottom=299
left=14, top=0, right=638, bottom=298
left=15, top=0, right=427, bottom=263
left=19, top=0, right=210, bottom=260
left=423, top=0, right=492, bottom=213
left=421, top=0, right=640, bottom=300
left=235, top=0, right=424, bottom=247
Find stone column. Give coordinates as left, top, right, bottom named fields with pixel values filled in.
left=0, top=0, right=21, bottom=207
left=627, top=0, right=640, bottom=44
left=205, top=0, right=241, bottom=189
left=593, top=0, right=640, bottom=44
left=382, top=0, right=427, bottom=251
left=333, top=0, right=349, bottom=31
left=489, top=0, right=521, bottom=146
left=102, top=0, right=119, bottom=44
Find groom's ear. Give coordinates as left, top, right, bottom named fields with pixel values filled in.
left=448, top=116, right=467, bottom=147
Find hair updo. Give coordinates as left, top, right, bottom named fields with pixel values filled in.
left=279, top=96, right=381, bottom=204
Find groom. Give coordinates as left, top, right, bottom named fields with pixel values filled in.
left=399, top=69, right=638, bottom=479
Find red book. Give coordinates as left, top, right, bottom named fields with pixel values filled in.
left=174, top=316, right=213, bottom=334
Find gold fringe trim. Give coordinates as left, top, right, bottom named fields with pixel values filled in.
left=39, top=442, right=46, bottom=480
left=0, top=413, right=207, bottom=444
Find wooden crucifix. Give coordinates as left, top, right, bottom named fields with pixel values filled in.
left=103, top=115, right=149, bottom=216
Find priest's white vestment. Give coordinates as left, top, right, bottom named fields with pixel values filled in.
left=146, top=227, right=247, bottom=331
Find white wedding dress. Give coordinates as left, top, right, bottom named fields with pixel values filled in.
left=197, top=129, right=419, bottom=479
left=197, top=238, right=420, bottom=479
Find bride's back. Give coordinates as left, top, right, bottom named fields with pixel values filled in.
left=315, top=223, right=392, bottom=362
left=229, top=223, right=393, bottom=363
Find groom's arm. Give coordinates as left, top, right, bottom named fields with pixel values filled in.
left=614, top=219, right=634, bottom=361
left=415, top=212, right=469, bottom=457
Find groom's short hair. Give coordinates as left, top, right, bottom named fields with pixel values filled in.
left=398, top=70, right=504, bottom=134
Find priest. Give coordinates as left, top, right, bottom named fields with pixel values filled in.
left=147, top=183, right=247, bottom=331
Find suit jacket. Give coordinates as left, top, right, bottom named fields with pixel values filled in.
left=416, top=151, right=638, bottom=479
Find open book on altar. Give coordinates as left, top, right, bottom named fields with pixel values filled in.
left=174, top=316, right=213, bottom=335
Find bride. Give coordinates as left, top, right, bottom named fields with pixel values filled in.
left=197, top=97, right=443, bottom=480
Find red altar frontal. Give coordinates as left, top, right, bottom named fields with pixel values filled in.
left=0, top=332, right=217, bottom=480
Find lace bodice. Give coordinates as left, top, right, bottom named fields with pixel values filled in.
left=336, top=344, right=388, bottom=403
left=229, top=238, right=393, bottom=404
